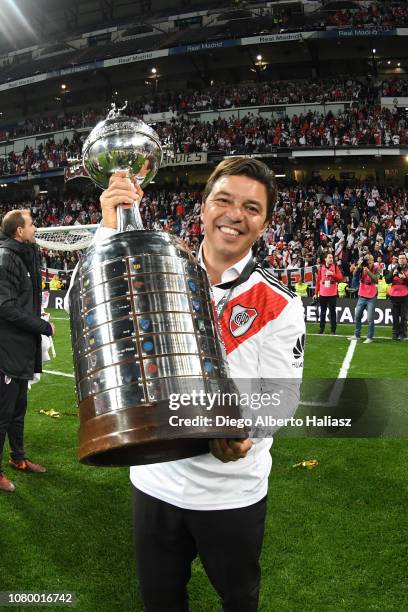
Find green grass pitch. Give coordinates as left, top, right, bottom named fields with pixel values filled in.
left=0, top=310, right=406, bottom=612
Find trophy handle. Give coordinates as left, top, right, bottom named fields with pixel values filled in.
left=117, top=202, right=144, bottom=232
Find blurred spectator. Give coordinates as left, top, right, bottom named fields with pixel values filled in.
left=314, top=252, right=343, bottom=335
left=349, top=253, right=380, bottom=343
left=49, top=274, right=62, bottom=291
left=385, top=252, right=408, bottom=340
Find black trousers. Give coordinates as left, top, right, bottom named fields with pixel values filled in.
left=319, top=295, right=337, bottom=332
left=391, top=296, right=408, bottom=338
left=0, top=372, right=28, bottom=470
left=132, top=486, right=267, bottom=612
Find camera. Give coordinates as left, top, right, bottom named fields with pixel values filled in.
left=363, top=255, right=370, bottom=265
left=397, top=265, right=403, bottom=274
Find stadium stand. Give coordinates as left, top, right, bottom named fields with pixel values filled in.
left=2, top=76, right=408, bottom=140
left=0, top=0, right=406, bottom=288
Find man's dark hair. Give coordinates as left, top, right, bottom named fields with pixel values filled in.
left=202, top=157, right=278, bottom=220
left=1, top=209, right=29, bottom=237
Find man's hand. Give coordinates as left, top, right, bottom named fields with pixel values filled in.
left=100, top=170, right=144, bottom=229
left=209, top=438, right=253, bottom=463
left=47, top=322, right=56, bottom=336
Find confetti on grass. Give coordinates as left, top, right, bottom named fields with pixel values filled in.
left=39, top=409, right=60, bottom=418
left=292, top=459, right=319, bottom=469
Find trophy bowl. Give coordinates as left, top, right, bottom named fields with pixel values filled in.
left=82, top=103, right=162, bottom=191
left=69, top=104, right=245, bottom=467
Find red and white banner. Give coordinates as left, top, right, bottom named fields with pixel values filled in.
left=267, top=263, right=319, bottom=286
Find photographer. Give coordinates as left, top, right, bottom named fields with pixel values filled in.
left=314, top=252, right=343, bottom=335
left=385, top=253, right=408, bottom=341
left=350, top=253, right=379, bottom=343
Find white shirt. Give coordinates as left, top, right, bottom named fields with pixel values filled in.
left=131, top=246, right=304, bottom=510
left=66, top=226, right=304, bottom=510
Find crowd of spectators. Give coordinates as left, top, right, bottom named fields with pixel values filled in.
left=0, top=0, right=407, bottom=96
left=322, top=2, right=408, bottom=29
left=1, top=77, right=408, bottom=143
left=0, top=194, right=101, bottom=229
left=0, top=110, right=100, bottom=141
left=1, top=180, right=406, bottom=286
left=138, top=180, right=407, bottom=294
left=155, top=105, right=408, bottom=153
left=1, top=103, right=407, bottom=177
left=254, top=182, right=408, bottom=285
left=129, top=77, right=385, bottom=115
left=0, top=193, right=99, bottom=280
left=0, top=133, right=83, bottom=177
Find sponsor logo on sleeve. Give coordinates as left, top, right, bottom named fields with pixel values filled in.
left=292, top=333, right=305, bottom=367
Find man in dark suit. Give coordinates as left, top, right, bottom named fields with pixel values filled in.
left=0, top=209, right=55, bottom=493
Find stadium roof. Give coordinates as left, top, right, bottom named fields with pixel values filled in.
left=0, top=0, right=229, bottom=53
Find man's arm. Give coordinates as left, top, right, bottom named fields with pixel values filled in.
left=352, top=259, right=363, bottom=280
left=0, top=264, right=53, bottom=336
left=256, top=296, right=305, bottom=437
left=334, top=265, right=343, bottom=283
left=364, top=267, right=380, bottom=284
left=64, top=170, right=142, bottom=312
left=384, top=268, right=396, bottom=284
left=210, top=293, right=305, bottom=461
left=314, top=268, right=321, bottom=296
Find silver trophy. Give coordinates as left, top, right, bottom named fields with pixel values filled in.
left=82, top=101, right=161, bottom=232
left=70, top=103, right=244, bottom=467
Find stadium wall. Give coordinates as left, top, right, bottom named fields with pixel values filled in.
left=49, top=292, right=395, bottom=326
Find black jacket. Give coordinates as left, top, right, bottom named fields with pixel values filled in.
left=384, top=266, right=408, bottom=286
left=0, top=230, right=50, bottom=379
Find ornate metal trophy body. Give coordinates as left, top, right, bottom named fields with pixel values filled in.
left=70, top=103, right=244, bottom=466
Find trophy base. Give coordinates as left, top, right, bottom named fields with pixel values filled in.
left=79, top=398, right=246, bottom=467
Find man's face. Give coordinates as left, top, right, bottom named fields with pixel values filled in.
left=19, top=212, right=36, bottom=243
left=398, top=254, right=407, bottom=267
left=201, top=175, right=268, bottom=263
left=325, top=254, right=334, bottom=266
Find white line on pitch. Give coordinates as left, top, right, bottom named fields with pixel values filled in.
left=50, top=317, right=69, bottom=320
left=308, top=333, right=390, bottom=340
left=327, top=338, right=358, bottom=406
left=44, top=369, right=74, bottom=378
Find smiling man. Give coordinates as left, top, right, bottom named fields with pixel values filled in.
left=80, top=157, right=305, bottom=611
left=199, top=172, right=269, bottom=284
